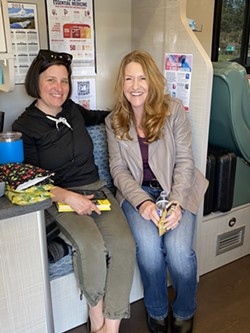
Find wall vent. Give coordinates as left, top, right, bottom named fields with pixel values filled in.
left=216, top=226, right=245, bottom=256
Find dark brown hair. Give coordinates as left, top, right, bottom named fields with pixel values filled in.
left=25, top=49, right=72, bottom=99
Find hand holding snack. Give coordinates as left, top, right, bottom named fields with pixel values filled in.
left=158, top=201, right=180, bottom=236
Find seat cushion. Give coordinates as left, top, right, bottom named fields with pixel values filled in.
left=86, top=123, right=113, bottom=190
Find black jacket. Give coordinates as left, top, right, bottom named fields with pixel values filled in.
left=13, top=99, right=109, bottom=187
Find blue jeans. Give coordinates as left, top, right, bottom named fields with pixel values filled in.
left=122, top=186, right=197, bottom=320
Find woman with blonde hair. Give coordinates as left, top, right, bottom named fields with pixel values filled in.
left=106, top=50, right=208, bottom=333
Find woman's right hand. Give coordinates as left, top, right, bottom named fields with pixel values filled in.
left=139, top=200, right=160, bottom=227
left=51, top=187, right=101, bottom=215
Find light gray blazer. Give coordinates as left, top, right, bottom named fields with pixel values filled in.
left=105, top=97, right=208, bottom=214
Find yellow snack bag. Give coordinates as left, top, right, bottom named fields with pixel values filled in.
left=158, top=201, right=179, bottom=236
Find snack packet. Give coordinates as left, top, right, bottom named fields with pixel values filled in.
left=158, top=201, right=179, bottom=236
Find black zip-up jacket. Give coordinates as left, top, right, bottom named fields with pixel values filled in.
left=12, top=99, right=109, bottom=187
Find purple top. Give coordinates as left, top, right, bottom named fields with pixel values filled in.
left=138, top=136, right=155, bottom=181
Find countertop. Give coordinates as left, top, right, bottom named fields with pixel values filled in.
left=0, top=195, right=52, bottom=220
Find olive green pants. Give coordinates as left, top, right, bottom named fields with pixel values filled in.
left=47, top=180, right=136, bottom=319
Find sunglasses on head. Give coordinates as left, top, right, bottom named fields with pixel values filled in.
left=38, top=49, right=73, bottom=65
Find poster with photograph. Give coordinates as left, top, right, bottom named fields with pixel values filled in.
left=46, top=0, right=95, bottom=76
left=164, top=53, right=193, bottom=111
left=8, top=2, right=40, bottom=84
left=71, top=77, right=96, bottom=109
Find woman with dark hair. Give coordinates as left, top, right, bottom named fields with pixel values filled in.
left=105, top=50, right=208, bottom=333
left=13, top=49, right=136, bottom=333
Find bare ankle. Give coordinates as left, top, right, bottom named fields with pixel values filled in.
left=88, top=299, right=104, bottom=332
left=91, top=319, right=105, bottom=333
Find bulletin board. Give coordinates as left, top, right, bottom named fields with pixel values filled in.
left=46, top=0, right=96, bottom=76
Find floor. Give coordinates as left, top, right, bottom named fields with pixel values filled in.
left=66, top=255, right=250, bottom=333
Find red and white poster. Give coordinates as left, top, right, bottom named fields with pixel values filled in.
left=46, top=0, right=95, bottom=76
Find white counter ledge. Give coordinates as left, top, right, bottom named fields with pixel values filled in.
left=0, top=196, right=52, bottom=220
left=0, top=197, right=55, bottom=333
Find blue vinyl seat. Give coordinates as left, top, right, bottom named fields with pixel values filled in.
left=209, top=62, right=250, bottom=163
left=209, top=62, right=250, bottom=207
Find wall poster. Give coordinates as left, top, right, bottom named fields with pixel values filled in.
left=46, top=0, right=96, bottom=76
left=8, top=2, right=40, bottom=84
left=71, top=77, right=96, bottom=109
left=164, top=53, right=193, bottom=111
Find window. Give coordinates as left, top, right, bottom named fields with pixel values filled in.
left=212, top=0, right=250, bottom=73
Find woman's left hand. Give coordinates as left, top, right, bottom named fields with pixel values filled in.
left=163, top=205, right=182, bottom=230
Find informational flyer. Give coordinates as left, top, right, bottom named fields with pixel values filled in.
left=8, top=2, right=40, bottom=84
left=46, top=0, right=95, bottom=76
left=164, top=53, right=193, bottom=111
left=71, top=77, right=96, bottom=109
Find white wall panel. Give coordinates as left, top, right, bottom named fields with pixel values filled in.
left=131, top=0, right=213, bottom=274
left=84, top=0, right=132, bottom=109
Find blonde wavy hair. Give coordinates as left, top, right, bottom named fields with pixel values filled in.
left=111, top=50, right=170, bottom=143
